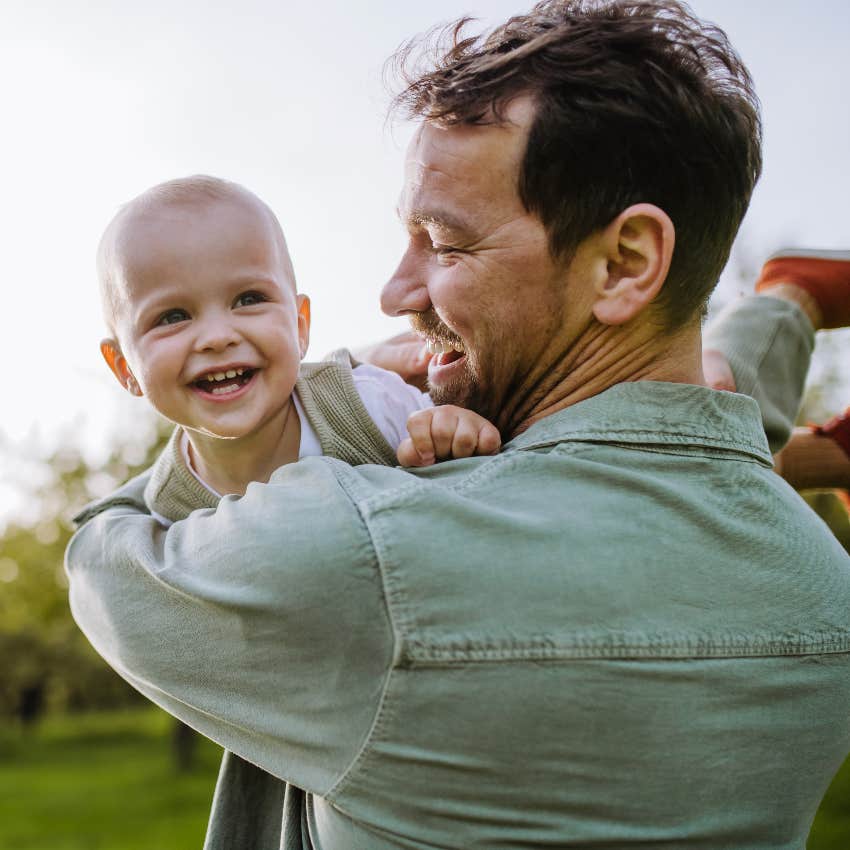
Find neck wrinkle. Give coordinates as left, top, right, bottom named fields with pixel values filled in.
left=504, top=318, right=706, bottom=438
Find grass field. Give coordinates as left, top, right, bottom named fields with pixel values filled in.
left=1, top=707, right=849, bottom=849
left=810, top=752, right=850, bottom=850
left=0, top=709, right=221, bottom=850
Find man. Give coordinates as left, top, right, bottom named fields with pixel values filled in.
left=67, top=1, right=850, bottom=847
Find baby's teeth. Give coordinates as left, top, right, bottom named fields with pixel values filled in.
left=236, top=368, right=244, bottom=376
left=225, top=370, right=237, bottom=379
left=213, top=372, right=226, bottom=381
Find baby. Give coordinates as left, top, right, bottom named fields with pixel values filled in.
left=96, top=175, right=500, bottom=519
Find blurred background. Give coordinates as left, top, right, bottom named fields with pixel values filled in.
left=1, top=1, right=848, bottom=847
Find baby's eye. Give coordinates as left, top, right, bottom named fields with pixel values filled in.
left=156, top=309, right=189, bottom=326
left=234, top=291, right=267, bottom=307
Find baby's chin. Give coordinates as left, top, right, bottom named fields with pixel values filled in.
left=181, top=403, right=295, bottom=445
left=185, top=420, right=266, bottom=442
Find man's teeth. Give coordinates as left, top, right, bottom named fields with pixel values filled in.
left=425, top=338, right=465, bottom=355
left=204, top=368, right=246, bottom=382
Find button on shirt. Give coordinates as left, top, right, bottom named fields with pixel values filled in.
left=67, top=381, right=850, bottom=849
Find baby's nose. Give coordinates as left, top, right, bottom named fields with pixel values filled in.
left=195, top=316, right=241, bottom=351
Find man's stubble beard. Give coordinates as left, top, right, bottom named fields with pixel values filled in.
left=427, top=355, right=482, bottom=412
left=409, top=309, right=491, bottom=418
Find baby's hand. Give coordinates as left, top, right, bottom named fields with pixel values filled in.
left=397, top=405, right=501, bottom=467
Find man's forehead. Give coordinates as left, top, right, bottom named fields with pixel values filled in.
left=405, top=95, right=534, bottom=165
left=399, top=102, right=534, bottom=227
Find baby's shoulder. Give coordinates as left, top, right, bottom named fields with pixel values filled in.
left=351, top=363, right=432, bottom=447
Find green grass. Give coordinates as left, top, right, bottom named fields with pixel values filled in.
left=810, top=754, right=850, bottom=850
left=0, top=708, right=221, bottom=850
left=1, top=708, right=848, bottom=848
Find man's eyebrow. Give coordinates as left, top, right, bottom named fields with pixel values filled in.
left=397, top=206, right=472, bottom=235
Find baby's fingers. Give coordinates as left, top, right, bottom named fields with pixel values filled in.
left=449, top=416, right=501, bottom=458
left=397, top=436, right=430, bottom=467
left=476, top=421, right=502, bottom=456
left=402, top=409, right=439, bottom=466
left=428, top=406, right=464, bottom=459
left=448, top=414, right=484, bottom=459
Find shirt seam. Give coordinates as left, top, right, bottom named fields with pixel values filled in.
left=400, top=636, right=850, bottom=664
left=508, top=430, right=771, bottom=460
left=323, top=463, right=405, bottom=801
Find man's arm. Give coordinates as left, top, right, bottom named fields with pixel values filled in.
left=66, top=457, right=394, bottom=795
left=704, top=295, right=814, bottom=454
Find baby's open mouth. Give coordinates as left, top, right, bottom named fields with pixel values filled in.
left=192, top=368, right=257, bottom=396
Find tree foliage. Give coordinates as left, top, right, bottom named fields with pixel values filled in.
left=0, top=420, right=171, bottom=720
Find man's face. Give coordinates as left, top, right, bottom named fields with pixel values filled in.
left=381, top=97, right=585, bottom=428
left=109, top=197, right=309, bottom=441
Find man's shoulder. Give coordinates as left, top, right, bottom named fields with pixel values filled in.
left=340, top=436, right=850, bottom=659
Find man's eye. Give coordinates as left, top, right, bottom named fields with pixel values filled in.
left=235, top=291, right=266, bottom=307
left=156, top=309, right=189, bottom=326
left=431, top=243, right=463, bottom=264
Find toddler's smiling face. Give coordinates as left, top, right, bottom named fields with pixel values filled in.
left=100, top=191, right=309, bottom=443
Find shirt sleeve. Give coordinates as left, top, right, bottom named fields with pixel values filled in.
left=65, top=457, right=394, bottom=796
left=351, top=364, right=433, bottom=451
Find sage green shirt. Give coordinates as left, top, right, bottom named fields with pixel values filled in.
left=67, top=376, right=850, bottom=849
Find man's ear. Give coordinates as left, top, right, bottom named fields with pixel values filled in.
left=296, top=294, right=311, bottom=358
left=100, top=339, right=142, bottom=396
left=592, top=204, right=675, bottom=326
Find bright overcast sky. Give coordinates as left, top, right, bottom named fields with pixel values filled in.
left=1, top=0, right=848, bottom=521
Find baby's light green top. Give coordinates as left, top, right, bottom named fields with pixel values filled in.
left=67, top=374, right=850, bottom=849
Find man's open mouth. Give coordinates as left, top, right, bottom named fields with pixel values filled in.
left=192, top=367, right=257, bottom=397
left=424, top=336, right=465, bottom=368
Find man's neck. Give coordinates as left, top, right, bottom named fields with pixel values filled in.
left=503, top=317, right=707, bottom=437
left=186, top=400, right=301, bottom=496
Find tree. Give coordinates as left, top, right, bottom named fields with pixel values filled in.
left=0, top=417, right=206, bottom=766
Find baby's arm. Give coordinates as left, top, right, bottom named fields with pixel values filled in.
left=398, top=406, right=501, bottom=467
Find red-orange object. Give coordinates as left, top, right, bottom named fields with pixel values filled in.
left=756, top=249, right=850, bottom=329
left=813, top=407, right=850, bottom=515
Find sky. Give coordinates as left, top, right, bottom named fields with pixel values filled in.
left=1, top=0, right=848, bottom=524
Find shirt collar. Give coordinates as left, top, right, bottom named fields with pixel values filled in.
left=504, top=382, right=773, bottom=466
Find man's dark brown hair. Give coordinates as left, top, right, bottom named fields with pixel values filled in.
left=390, top=0, right=762, bottom=327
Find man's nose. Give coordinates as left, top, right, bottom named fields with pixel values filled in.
left=195, top=313, right=241, bottom=352
left=380, top=244, right=431, bottom=317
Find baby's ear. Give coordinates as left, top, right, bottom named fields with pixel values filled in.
left=296, top=295, right=311, bottom=358
left=100, top=339, right=142, bottom=396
